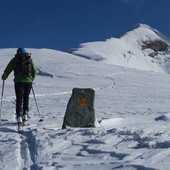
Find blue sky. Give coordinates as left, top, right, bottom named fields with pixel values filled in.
left=0, top=0, right=170, bottom=51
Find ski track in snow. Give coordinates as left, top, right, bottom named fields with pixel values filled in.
left=2, top=67, right=125, bottom=101
left=17, top=129, right=39, bottom=170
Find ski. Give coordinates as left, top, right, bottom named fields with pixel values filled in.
left=17, top=123, right=23, bottom=133
left=17, top=122, right=29, bottom=133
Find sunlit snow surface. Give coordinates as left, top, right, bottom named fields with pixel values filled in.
left=1, top=25, right=170, bottom=170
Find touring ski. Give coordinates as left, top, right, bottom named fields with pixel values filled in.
left=17, top=122, right=29, bottom=133
left=17, top=123, right=23, bottom=133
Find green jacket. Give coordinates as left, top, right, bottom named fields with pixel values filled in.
left=3, top=57, right=37, bottom=83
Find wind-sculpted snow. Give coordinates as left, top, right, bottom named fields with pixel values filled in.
left=1, top=47, right=170, bottom=169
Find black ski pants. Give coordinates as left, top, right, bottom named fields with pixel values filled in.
left=14, top=82, right=32, bottom=117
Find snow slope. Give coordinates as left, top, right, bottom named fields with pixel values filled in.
left=1, top=48, right=170, bottom=170
left=1, top=25, right=170, bottom=169
left=70, top=24, right=170, bottom=74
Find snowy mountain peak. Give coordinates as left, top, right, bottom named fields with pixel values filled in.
left=70, top=23, right=170, bottom=74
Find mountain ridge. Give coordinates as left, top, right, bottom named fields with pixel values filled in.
left=69, top=23, right=170, bottom=74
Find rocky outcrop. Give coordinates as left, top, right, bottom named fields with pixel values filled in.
left=142, top=39, right=168, bottom=52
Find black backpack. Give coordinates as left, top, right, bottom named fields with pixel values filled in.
left=14, top=52, right=32, bottom=78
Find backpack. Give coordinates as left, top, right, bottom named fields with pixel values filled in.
left=14, top=52, right=32, bottom=78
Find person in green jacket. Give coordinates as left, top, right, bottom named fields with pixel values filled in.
left=1, top=48, right=37, bottom=125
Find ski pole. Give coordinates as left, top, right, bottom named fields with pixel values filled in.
left=0, top=80, right=5, bottom=121
left=31, top=86, right=43, bottom=122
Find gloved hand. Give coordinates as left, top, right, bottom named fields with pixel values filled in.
left=1, top=75, right=6, bottom=80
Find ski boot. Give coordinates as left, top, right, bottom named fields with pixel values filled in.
left=17, top=116, right=22, bottom=132
left=23, top=111, right=28, bottom=126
